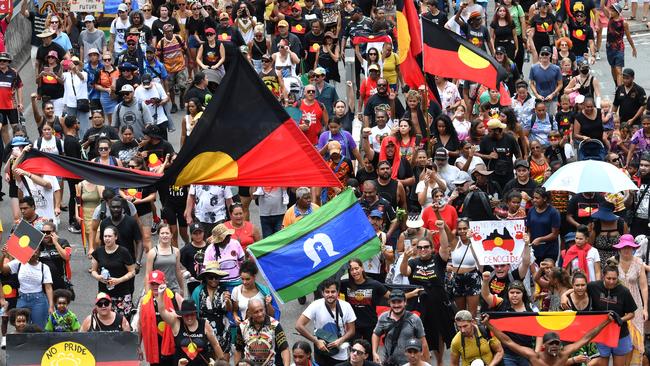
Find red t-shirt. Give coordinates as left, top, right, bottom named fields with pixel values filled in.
left=360, top=78, right=378, bottom=105
left=299, top=99, right=324, bottom=145
left=421, top=204, right=458, bottom=252
left=0, top=68, right=22, bottom=110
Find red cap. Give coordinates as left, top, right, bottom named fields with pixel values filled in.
left=148, top=270, right=166, bottom=284
left=205, top=27, right=216, bottom=34
left=95, top=292, right=112, bottom=304
left=126, top=34, right=139, bottom=43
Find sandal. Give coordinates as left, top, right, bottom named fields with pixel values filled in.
left=628, top=16, right=636, bottom=20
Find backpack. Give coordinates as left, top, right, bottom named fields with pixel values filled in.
left=157, top=34, right=188, bottom=55
left=98, top=199, right=132, bottom=220
left=35, top=137, right=64, bottom=155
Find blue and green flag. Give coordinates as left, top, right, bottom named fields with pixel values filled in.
left=248, top=190, right=381, bottom=303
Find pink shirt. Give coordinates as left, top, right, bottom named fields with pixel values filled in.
left=203, top=239, right=245, bottom=283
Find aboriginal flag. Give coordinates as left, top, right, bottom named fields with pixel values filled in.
left=6, top=220, right=44, bottom=264
left=352, top=33, right=393, bottom=46
left=17, top=150, right=161, bottom=189
left=422, top=19, right=508, bottom=90
left=487, top=311, right=620, bottom=347
left=161, top=51, right=340, bottom=188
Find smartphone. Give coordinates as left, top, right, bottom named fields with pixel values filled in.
left=404, top=239, right=412, bottom=251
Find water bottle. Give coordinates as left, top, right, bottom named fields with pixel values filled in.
left=352, top=116, right=362, bottom=146
left=101, top=267, right=114, bottom=290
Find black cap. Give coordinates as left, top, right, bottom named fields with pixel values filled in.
left=578, top=58, right=589, bottom=68
left=514, top=159, right=530, bottom=169
left=405, top=338, right=422, bottom=351
left=495, top=46, right=506, bottom=54
left=434, top=147, right=449, bottom=160
left=622, top=68, right=635, bottom=77
left=190, top=222, right=204, bottom=233
left=542, top=332, right=561, bottom=344
left=389, top=289, right=406, bottom=301
left=141, top=73, right=152, bottom=84
left=540, top=46, right=552, bottom=55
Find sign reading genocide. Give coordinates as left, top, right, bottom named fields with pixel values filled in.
left=469, top=220, right=527, bottom=265
left=6, top=331, right=139, bottom=365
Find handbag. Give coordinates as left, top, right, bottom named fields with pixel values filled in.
left=71, top=74, right=90, bottom=113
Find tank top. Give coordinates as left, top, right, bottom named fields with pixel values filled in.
left=251, top=38, right=268, bottom=60
left=451, top=241, right=477, bottom=268
left=153, top=246, right=180, bottom=292
left=606, top=18, right=625, bottom=51
left=175, top=318, right=211, bottom=366
left=575, top=75, right=595, bottom=98
left=89, top=312, right=124, bottom=332
left=577, top=109, right=604, bottom=141
left=376, top=179, right=398, bottom=209
left=201, top=42, right=220, bottom=67
left=274, top=53, right=296, bottom=78
left=259, top=69, right=281, bottom=98
left=224, top=221, right=255, bottom=252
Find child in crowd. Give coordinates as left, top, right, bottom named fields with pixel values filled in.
left=44, top=289, right=80, bottom=332
left=601, top=98, right=614, bottom=131
left=545, top=130, right=570, bottom=165
left=8, top=308, right=30, bottom=334
left=554, top=95, right=575, bottom=143
left=505, top=191, right=526, bottom=219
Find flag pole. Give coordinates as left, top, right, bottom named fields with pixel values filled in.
left=419, top=12, right=432, bottom=147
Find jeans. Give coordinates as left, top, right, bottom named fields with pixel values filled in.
left=503, top=353, right=530, bottom=366
left=260, top=214, right=284, bottom=238
left=17, top=291, right=49, bottom=329
left=65, top=106, right=90, bottom=137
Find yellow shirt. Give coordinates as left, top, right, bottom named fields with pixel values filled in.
left=381, top=52, right=400, bottom=85
left=450, top=329, right=500, bottom=366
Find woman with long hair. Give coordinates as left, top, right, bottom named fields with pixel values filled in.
left=528, top=140, right=549, bottom=184
left=501, top=106, right=529, bottom=158
left=144, top=224, right=185, bottom=296
left=490, top=5, right=518, bottom=61
left=451, top=105, right=470, bottom=141
left=403, top=89, right=429, bottom=138
left=394, top=118, right=417, bottom=163
left=449, top=218, right=482, bottom=316
left=434, top=76, right=462, bottom=118
left=563, top=225, right=602, bottom=281
left=37, top=50, right=65, bottom=115
left=503, top=0, right=526, bottom=72
left=494, top=47, right=520, bottom=95
left=430, top=115, right=461, bottom=163
left=95, top=53, right=119, bottom=124
left=223, top=203, right=261, bottom=253
left=547, top=267, right=571, bottom=311
left=231, top=260, right=278, bottom=324
left=181, top=97, right=204, bottom=146
left=468, top=119, right=487, bottom=147
left=511, top=80, right=535, bottom=131
left=196, top=28, right=226, bottom=92
left=363, top=47, right=381, bottom=77
left=455, top=140, right=486, bottom=173
left=341, top=258, right=390, bottom=341
left=185, top=2, right=207, bottom=75
left=318, top=32, right=341, bottom=83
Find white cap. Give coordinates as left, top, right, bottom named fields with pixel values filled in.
left=118, top=3, right=129, bottom=12
left=120, top=84, right=135, bottom=93
left=83, top=14, right=95, bottom=22
left=87, top=48, right=100, bottom=55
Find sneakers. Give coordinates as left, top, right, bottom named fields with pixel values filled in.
left=151, top=220, right=160, bottom=235
left=596, top=52, right=601, bottom=60
left=68, top=223, right=81, bottom=234
left=170, top=104, right=178, bottom=114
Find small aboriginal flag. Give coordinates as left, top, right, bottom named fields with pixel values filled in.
left=6, top=220, right=44, bottom=264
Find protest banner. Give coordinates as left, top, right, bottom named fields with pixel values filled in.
left=0, top=0, right=13, bottom=14
left=37, top=0, right=69, bottom=15
left=70, top=0, right=103, bottom=12
left=6, top=331, right=139, bottom=365
left=6, top=220, right=44, bottom=264
left=469, top=220, right=526, bottom=265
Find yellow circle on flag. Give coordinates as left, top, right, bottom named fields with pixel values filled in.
left=158, top=321, right=166, bottom=333
left=2, top=285, right=12, bottom=296
left=458, top=45, right=490, bottom=69
left=149, top=153, right=159, bottom=165
left=494, top=237, right=503, bottom=247
left=18, top=235, right=30, bottom=248
left=127, top=188, right=137, bottom=196
left=221, top=33, right=228, bottom=39
left=41, top=341, right=96, bottom=366
left=296, top=24, right=303, bottom=31
left=313, top=43, right=320, bottom=50
left=576, top=29, right=583, bottom=37
left=536, top=312, right=576, bottom=330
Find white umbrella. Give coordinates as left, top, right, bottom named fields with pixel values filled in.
left=543, top=160, right=639, bottom=193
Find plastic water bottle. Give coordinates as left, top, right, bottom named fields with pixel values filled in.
left=101, top=267, right=114, bottom=290
left=352, top=116, right=362, bottom=146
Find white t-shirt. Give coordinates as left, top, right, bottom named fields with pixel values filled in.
left=454, top=155, right=486, bottom=173
left=135, top=83, right=169, bottom=124
left=189, top=185, right=233, bottom=224
left=9, top=260, right=53, bottom=294
left=18, top=175, right=60, bottom=221
left=437, top=164, right=461, bottom=193
left=369, top=123, right=394, bottom=153
left=231, top=285, right=265, bottom=318
left=302, top=298, right=357, bottom=361
left=415, top=180, right=443, bottom=208
left=35, top=137, right=61, bottom=155
left=63, top=71, right=89, bottom=108
left=569, top=247, right=601, bottom=281
left=110, top=17, right=131, bottom=53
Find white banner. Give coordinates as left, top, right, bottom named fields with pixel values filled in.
left=470, top=220, right=526, bottom=265
left=69, top=0, right=104, bottom=12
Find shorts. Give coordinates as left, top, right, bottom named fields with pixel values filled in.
left=0, top=109, right=18, bottom=125
left=606, top=47, right=625, bottom=68
left=162, top=204, right=188, bottom=227
left=452, top=270, right=481, bottom=297
left=139, top=212, right=153, bottom=227
left=596, top=335, right=633, bottom=357
left=167, top=69, right=188, bottom=89
left=188, top=35, right=201, bottom=49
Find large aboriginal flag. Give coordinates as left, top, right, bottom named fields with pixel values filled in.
left=160, top=51, right=340, bottom=187
left=6, top=220, right=44, bottom=264
left=422, top=18, right=508, bottom=90
left=487, top=311, right=620, bottom=347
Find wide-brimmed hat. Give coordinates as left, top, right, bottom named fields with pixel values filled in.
left=37, top=30, right=55, bottom=38
left=10, top=136, right=29, bottom=146
left=614, top=234, right=639, bottom=249
left=591, top=201, right=618, bottom=222
left=177, top=299, right=198, bottom=316
left=487, top=118, right=506, bottom=129
left=198, top=261, right=228, bottom=281
left=406, top=213, right=424, bottom=228
left=211, top=223, right=234, bottom=242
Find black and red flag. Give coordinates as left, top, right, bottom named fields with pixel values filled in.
left=6, top=219, right=45, bottom=264
left=160, top=51, right=341, bottom=188
left=422, top=18, right=508, bottom=90
left=487, top=311, right=619, bottom=347
left=18, top=150, right=161, bottom=189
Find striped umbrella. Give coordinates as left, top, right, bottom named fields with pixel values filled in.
left=543, top=160, right=639, bottom=193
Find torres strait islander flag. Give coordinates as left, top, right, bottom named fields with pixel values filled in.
left=487, top=311, right=620, bottom=347
left=248, top=190, right=381, bottom=303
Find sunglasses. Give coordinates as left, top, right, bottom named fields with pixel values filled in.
left=540, top=53, right=551, bottom=56
left=98, top=147, right=110, bottom=152
left=103, top=58, right=112, bottom=61
left=0, top=60, right=9, bottom=63
left=305, top=90, right=316, bottom=94
left=42, top=230, right=53, bottom=234
left=206, top=275, right=221, bottom=281
left=416, top=245, right=431, bottom=249
left=350, top=348, right=366, bottom=355
left=128, top=164, right=138, bottom=168
left=118, top=10, right=126, bottom=13
left=206, top=33, right=216, bottom=36
left=50, top=20, right=59, bottom=23
left=96, top=300, right=111, bottom=307
left=262, top=59, right=271, bottom=63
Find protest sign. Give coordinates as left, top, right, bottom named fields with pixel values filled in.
left=70, top=0, right=103, bottom=12
left=470, top=220, right=526, bottom=265
left=6, top=331, right=139, bottom=365
left=0, top=0, right=13, bottom=14
left=37, top=0, right=69, bottom=14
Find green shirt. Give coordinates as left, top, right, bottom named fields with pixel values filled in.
left=44, top=310, right=81, bottom=332
left=508, top=4, right=526, bottom=35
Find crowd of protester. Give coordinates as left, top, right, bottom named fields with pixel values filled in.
left=0, top=0, right=647, bottom=364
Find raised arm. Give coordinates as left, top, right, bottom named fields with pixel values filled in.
left=562, top=315, right=612, bottom=355
left=483, top=314, right=537, bottom=359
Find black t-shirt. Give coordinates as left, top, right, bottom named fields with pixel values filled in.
left=460, top=23, right=490, bottom=52
left=122, top=186, right=157, bottom=216
left=479, top=134, right=521, bottom=176
left=63, top=135, right=82, bottom=160
left=576, top=109, right=603, bottom=142
left=530, top=13, right=556, bottom=47
left=140, top=140, right=175, bottom=165
left=99, top=216, right=142, bottom=259
left=111, top=140, right=140, bottom=164
left=340, top=278, right=388, bottom=329
left=91, top=246, right=135, bottom=296
left=490, top=21, right=515, bottom=45
left=161, top=184, right=189, bottom=208
left=613, top=83, right=647, bottom=125
left=184, top=86, right=211, bottom=107
left=179, top=242, right=208, bottom=279
left=83, top=126, right=120, bottom=160
left=568, top=20, right=594, bottom=56
left=114, top=76, right=141, bottom=103
left=408, top=255, right=446, bottom=290
left=186, top=16, right=206, bottom=40
left=39, top=239, right=71, bottom=291
left=363, top=94, right=405, bottom=127
left=36, top=42, right=66, bottom=67
left=359, top=197, right=396, bottom=232
left=356, top=169, right=378, bottom=185
left=567, top=193, right=606, bottom=226
left=421, top=11, right=448, bottom=25
left=370, top=154, right=414, bottom=182
left=152, top=18, right=181, bottom=38
left=488, top=269, right=522, bottom=297
left=503, top=178, right=538, bottom=197
left=587, top=281, right=637, bottom=337
left=304, top=31, right=325, bottom=71
left=555, top=109, right=576, bottom=137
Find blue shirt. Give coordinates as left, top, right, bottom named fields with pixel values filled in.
left=143, top=59, right=168, bottom=83
left=53, top=33, right=73, bottom=52
left=526, top=205, right=560, bottom=243
left=84, top=62, right=103, bottom=100
left=528, top=63, right=562, bottom=98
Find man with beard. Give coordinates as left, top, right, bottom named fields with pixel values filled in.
left=371, top=289, right=429, bottom=366
left=450, top=310, right=503, bottom=366
left=295, top=278, right=356, bottom=366
left=483, top=313, right=613, bottom=366
left=375, top=160, right=407, bottom=212
left=117, top=35, right=145, bottom=74
left=627, top=153, right=650, bottom=236
left=112, top=84, right=153, bottom=139
left=360, top=180, right=399, bottom=239
left=363, top=78, right=404, bottom=127
left=235, top=298, right=290, bottom=366
left=99, top=197, right=144, bottom=271
left=179, top=223, right=207, bottom=295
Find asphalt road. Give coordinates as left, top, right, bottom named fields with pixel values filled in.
left=1, top=29, right=650, bottom=365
